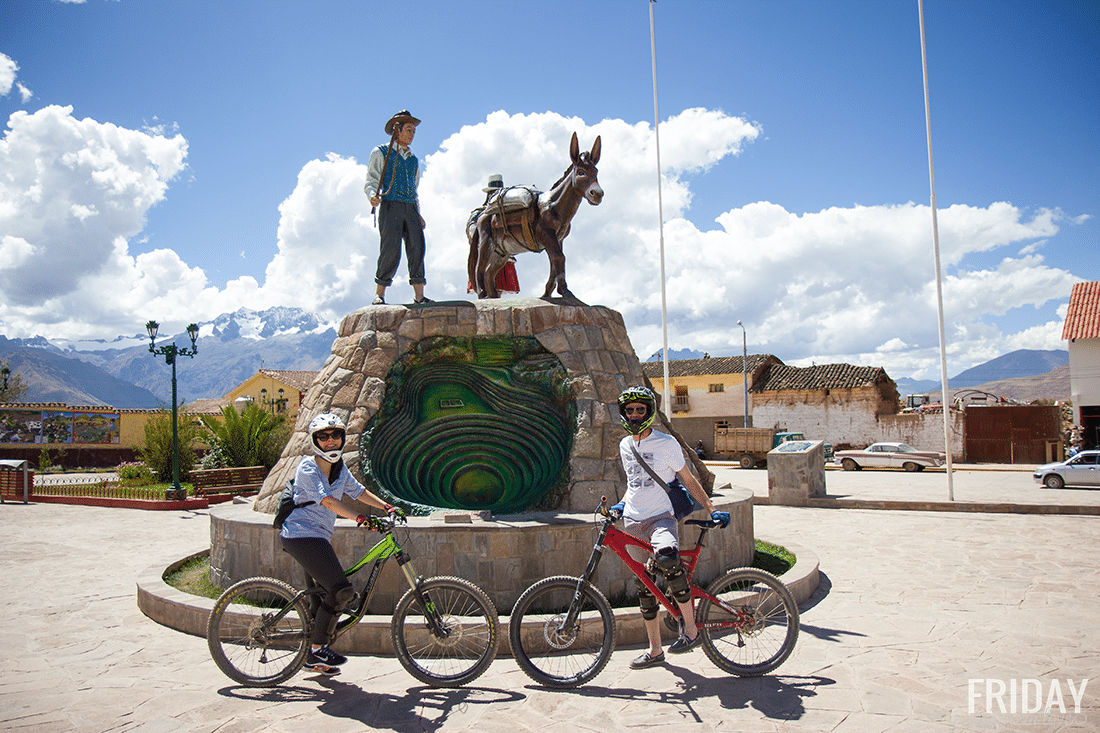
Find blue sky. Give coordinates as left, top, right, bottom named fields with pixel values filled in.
left=1, top=0, right=1097, bottom=382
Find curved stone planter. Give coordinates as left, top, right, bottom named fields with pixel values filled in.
left=139, top=484, right=820, bottom=657
left=210, top=487, right=755, bottom=614
left=138, top=541, right=818, bottom=657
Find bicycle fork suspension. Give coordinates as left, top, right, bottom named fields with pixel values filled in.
left=396, top=551, right=450, bottom=640
left=561, top=523, right=611, bottom=631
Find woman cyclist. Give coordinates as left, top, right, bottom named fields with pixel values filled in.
left=278, top=413, right=398, bottom=674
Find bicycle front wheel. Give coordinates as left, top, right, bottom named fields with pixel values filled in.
left=206, top=576, right=311, bottom=687
left=391, top=576, right=500, bottom=687
left=508, top=576, right=615, bottom=689
left=697, top=567, right=799, bottom=676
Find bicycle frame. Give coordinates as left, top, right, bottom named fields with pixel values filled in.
left=566, top=512, right=753, bottom=635
left=297, top=517, right=450, bottom=641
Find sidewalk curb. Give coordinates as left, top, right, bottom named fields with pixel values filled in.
left=752, top=496, right=1100, bottom=515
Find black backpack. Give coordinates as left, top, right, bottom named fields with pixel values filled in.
left=273, top=480, right=315, bottom=530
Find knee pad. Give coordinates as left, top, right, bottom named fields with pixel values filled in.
left=654, top=547, right=691, bottom=604
left=334, top=583, right=356, bottom=610
left=635, top=576, right=658, bottom=621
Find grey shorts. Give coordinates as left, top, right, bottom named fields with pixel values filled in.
left=623, top=513, right=679, bottom=564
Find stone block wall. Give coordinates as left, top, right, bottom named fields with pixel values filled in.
left=255, top=298, right=656, bottom=514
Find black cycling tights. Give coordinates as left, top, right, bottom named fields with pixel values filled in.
left=281, top=536, right=354, bottom=646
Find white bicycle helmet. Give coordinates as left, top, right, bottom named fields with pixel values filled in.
left=308, top=413, right=346, bottom=462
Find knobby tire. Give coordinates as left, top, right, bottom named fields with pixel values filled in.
left=207, top=576, right=311, bottom=687
left=391, top=576, right=500, bottom=687
left=508, top=576, right=615, bottom=689
left=697, top=567, right=799, bottom=676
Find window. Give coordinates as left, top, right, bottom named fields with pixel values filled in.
left=708, top=383, right=725, bottom=393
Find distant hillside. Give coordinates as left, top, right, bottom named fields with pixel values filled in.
left=919, top=363, right=1070, bottom=404
left=0, top=339, right=161, bottom=407
left=949, top=349, right=1068, bottom=388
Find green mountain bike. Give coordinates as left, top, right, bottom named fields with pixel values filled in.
left=207, top=514, right=499, bottom=687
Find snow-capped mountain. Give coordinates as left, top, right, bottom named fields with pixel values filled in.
left=2, top=307, right=338, bottom=407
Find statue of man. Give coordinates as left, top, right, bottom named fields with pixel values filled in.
left=365, top=110, right=432, bottom=305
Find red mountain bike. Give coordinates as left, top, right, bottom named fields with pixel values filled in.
left=508, top=499, right=799, bottom=688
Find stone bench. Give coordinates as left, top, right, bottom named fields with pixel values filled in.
left=190, top=466, right=267, bottom=498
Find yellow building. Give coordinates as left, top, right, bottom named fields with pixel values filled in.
left=641, top=354, right=782, bottom=453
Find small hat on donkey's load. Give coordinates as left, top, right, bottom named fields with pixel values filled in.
left=385, top=110, right=421, bottom=135
left=483, top=174, right=504, bottom=192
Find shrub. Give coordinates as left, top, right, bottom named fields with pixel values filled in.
left=140, top=406, right=200, bottom=481
left=200, top=403, right=286, bottom=468
left=199, top=442, right=230, bottom=470
left=117, top=461, right=155, bottom=485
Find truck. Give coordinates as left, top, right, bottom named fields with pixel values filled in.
left=713, top=427, right=807, bottom=469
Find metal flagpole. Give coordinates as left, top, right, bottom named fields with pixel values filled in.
left=649, top=0, right=671, bottom=414
left=918, top=0, right=954, bottom=500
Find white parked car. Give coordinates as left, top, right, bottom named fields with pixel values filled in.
left=833, top=442, right=946, bottom=472
left=1033, top=450, right=1100, bottom=489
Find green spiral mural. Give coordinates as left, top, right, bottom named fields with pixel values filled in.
left=359, top=336, right=574, bottom=515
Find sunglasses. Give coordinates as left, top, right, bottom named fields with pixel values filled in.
left=624, top=406, right=648, bottom=415
left=315, top=430, right=344, bottom=442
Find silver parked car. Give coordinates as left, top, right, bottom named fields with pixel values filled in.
left=1033, top=450, right=1100, bottom=489
left=834, top=442, right=946, bottom=472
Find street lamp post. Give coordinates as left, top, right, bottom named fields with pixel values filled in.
left=737, top=320, right=749, bottom=428
left=146, top=320, right=199, bottom=501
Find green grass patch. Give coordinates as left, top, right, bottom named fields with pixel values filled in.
left=165, top=553, right=223, bottom=599
left=753, top=539, right=795, bottom=577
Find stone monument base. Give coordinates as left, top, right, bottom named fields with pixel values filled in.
left=210, top=485, right=754, bottom=614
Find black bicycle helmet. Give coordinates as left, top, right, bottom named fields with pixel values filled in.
left=618, top=386, right=656, bottom=435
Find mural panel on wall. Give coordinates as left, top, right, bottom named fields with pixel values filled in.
left=0, top=409, right=120, bottom=444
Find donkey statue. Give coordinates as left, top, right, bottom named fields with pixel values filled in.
left=467, top=132, right=603, bottom=299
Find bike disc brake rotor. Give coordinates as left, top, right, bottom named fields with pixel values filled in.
left=541, top=614, right=579, bottom=650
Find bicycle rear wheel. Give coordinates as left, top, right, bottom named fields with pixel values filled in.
left=508, top=576, right=615, bottom=689
left=207, top=576, right=311, bottom=687
left=697, top=567, right=799, bottom=676
left=391, top=576, right=500, bottom=687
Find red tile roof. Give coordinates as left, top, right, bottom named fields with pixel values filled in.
left=640, top=355, right=780, bottom=378
left=1062, top=281, right=1100, bottom=340
left=753, top=363, right=894, bottom=393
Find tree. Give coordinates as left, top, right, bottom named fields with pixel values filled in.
left=200, top=402, right=286, bottom=468
left=140, top=405, right=200, bottom=481
left=0, top=359, right=29, bottom=403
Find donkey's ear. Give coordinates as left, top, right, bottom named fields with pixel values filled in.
left=590, top=136, right=601, bottom=165
left=570, top=131, right=580, bottom=162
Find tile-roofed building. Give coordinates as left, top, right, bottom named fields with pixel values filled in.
left=749, top=362, right=901, bottom=453
left=1061, top=280, right=1100, bottom=341
left=753, top=364, right=895, bottom=393
left=1062, top=281, right=1100, bottom=448
left=640, top=354, right=783, bottom=452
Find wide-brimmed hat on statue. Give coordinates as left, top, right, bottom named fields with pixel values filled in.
left=483, top=174, right=504, bottom=193
left=385, top=110, right=421, bottom=136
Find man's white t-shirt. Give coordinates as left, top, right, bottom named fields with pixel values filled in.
left=619, top=430, right=686, bottom=522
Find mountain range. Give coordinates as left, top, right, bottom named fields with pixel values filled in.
left=1, top=307, right=337, bottom=408
left=2, top=311, right=1070, bottom=409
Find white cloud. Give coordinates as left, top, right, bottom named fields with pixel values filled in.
left=0, top=53, right=16, bottom=97
left=0, top=107, right=1082, bottom=381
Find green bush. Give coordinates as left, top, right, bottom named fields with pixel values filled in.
left=117, top=461, right=155, bottom=486
left=200, top=403, right=286, bottom=468
left=140, top=407, right=200, bottom=482
left=199, top=441, right=230, bottom=470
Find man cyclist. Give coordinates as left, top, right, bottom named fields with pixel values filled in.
left=616, top=386, right=721, bottom=670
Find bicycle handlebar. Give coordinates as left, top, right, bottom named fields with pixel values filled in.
left=596, top=496, right=729, bottom=529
